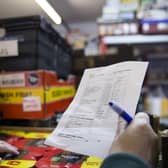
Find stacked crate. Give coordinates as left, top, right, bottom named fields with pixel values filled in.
left=0, top=16, right=75, bottom=120
left=0, top=15, right=72, bottom=78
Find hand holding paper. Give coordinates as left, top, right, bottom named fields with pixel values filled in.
left=45, top=61, right=148, bottom=158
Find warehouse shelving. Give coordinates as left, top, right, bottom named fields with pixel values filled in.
left=103, top=34, right=168, bottom=45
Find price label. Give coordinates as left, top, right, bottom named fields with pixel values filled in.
left=0, top=73, right=25, bottom=87
left=0, top=40, right=18, bottom=57
left=23, top=96, right=42, bottom=112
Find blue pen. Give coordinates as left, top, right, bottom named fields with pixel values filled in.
left=109, top=101, right=133, bottom=124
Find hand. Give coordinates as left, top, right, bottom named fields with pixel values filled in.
left=110, top=112, right=159, bottom=168
left=0, top=140, right=19, bottom=161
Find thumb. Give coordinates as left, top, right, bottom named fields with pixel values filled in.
left=134, top=112, right=150, bottom=124
left=127, top=112, right=152, bottom=135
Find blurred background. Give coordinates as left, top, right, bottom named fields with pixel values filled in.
left=0, top=0, right=167, bottom=128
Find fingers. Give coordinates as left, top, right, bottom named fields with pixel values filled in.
left=134, top=112, right=150, bottom=124
left=111, top=112, right=159, bottom=168
left=5, top=143, right=19, bottom=154
left=0, top=141, right=19, bottom=155
left=116, top=117, right=127, bottom=135
left=115, top=112, right=150, bottom=138
left=128, top=112, right=155, bottom=136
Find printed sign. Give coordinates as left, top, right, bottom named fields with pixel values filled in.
left=23, top=96, right=41, bottom=112
left=0, top=160, right=36, bottom=168
left=0, top=88, right=43, bottom=104
left=81, top=157, right=102, bottom=168
left=0, top=40, right=18, bottom=57
left=0, top=73, right=25, bottom=88
left=46, top=86, right=75, bottom=102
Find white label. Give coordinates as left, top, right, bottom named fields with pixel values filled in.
left=0, top=28, right=6, bottom=38
left=130, top=23, right=137, bottom=34
left=23, top=96, right=41, bottom=112
left=158, top=23, right=168, bottom=30
left=0, top=40, right=18, bottom=57
left=0, top=73, right=25, bottom=87
left=143, top=23, right=150, bottom=32
left=147, top=97, right=161, bottom=116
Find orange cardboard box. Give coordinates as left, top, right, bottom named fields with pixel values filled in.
left=0, top=70, right=75, bottom=120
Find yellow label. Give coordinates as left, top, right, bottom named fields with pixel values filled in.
left=46, top=86, right=75, bottom=102
left=121, top=0, right=138, bottom=3
left=0, top=87, right=44, bottom=104
left=0, top=130, right=49, bottom=139
left=81, top=157, right=102, bottom=168
left=0, top=86, right=75, bottom=104
left=23, top=132, right=49, bottom=138
left=0, top=160, right=36, bottom=168
left=161, top=98, right=168, bottom=118
left=0, top=130, right=26, bottom=137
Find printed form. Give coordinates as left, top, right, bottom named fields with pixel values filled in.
left=45, top=61, right=148, bottom=158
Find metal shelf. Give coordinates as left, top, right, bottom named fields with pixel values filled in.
left=103, top=35, right=168, bottom=45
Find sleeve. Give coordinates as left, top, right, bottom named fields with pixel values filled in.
left=100, top=153, right=151, bottom=168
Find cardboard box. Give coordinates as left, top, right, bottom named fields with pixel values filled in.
left=0, top=70, right=75, bottom=120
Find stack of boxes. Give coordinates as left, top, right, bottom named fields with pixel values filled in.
left=0, top=16, right=75, bottom=121
left=0, top=70, right=75, bottom=120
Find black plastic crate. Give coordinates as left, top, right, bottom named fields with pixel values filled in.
left=0, top=16, right=72, bottom=78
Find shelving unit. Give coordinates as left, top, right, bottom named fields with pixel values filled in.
left=100, top=34, right=168, bottom=118
left=103, top=34, right=168, bottom=45
left=73, top=34, right=168, bottom=91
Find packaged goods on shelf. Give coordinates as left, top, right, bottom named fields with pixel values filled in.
left=141, top=19, right=168, bottom=34
left=145, top=86, right=168, bottom=118
left=0, top=70, right=76, bottom=120
left=0, top=129, right=102, bottom=168
left=98, top=21, right=139, bottom=36
left=145, top=97, right=168, bottom=118
left=0, top=15, right=72, bottom=79
left=120, top=0, right=139, bottom=12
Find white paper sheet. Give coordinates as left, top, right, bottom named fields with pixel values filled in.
left=45, top=61, right=148, bottom=158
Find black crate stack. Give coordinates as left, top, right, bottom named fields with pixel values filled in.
left=0, top=15, right=72, bottom=79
